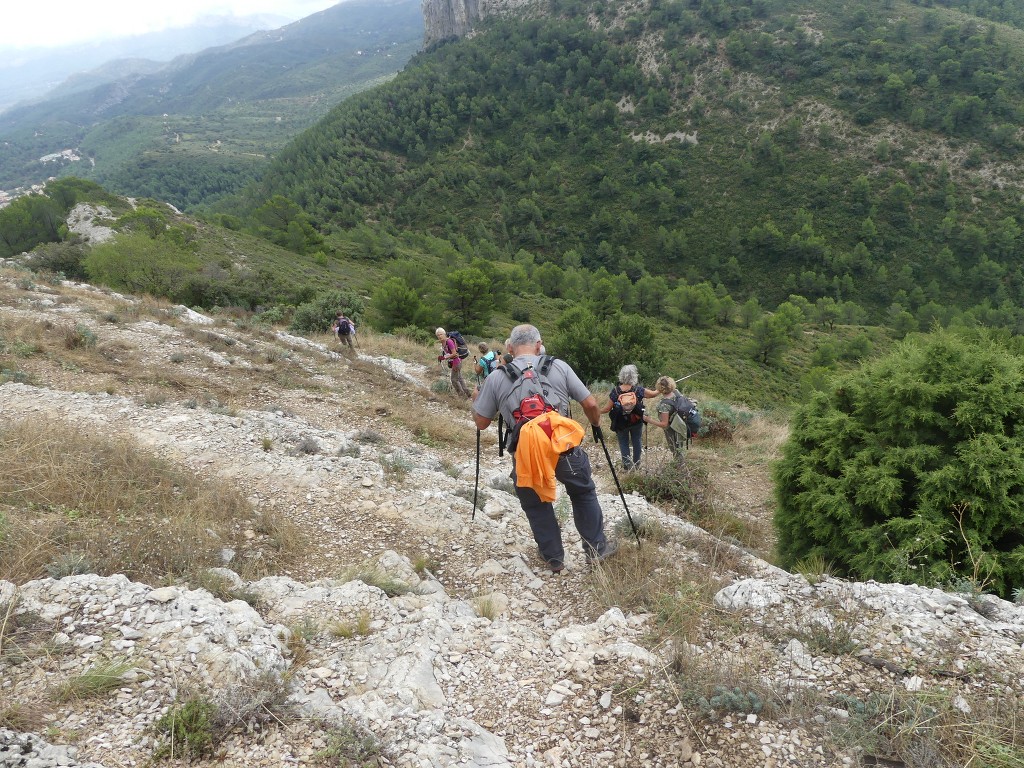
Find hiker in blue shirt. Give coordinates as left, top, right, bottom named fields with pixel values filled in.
left=473, top=342, right=499, bottom=381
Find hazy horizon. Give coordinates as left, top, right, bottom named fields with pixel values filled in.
left=0, top=0, right=343, bottom=51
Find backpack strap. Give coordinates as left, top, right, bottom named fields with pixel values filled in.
left=501, top=362, right=524, bottom=382
left=502, top=355, right=556, bottom=380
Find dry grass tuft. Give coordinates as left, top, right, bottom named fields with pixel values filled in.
left=0, top=699, right=49, bottom=732
left=52, top=658, right=135, bottom=702
left=828, top=686, right=1024, bottom=768
left=0, top=417, right=303, bottom=584
left=471, top=593, right=503, bottom=621
left=589, top=539, right=724, bottom=640
left=728, top=412, right=790, bottom=458
left=329, top=610, right=373, bottom=638
left=356, top=328, right=438, bottom=366
left=389, top=403, right=482, bottom=449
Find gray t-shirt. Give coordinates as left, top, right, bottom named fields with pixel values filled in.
left=473, top=355, right=591, bottom=424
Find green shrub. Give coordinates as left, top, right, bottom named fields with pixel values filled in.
left=255, top=306, right=288, bottom=326
left=620, top=459, right=715, bottom=521
left=24, top=241, right=89, bottom=281
left=391, top=325, right=435, bottom=345
left=774, top=329, right=1024, bottom=599
left=83, top=233, right=202, bottom=301
left=154, top=696, right=217, bottom=760
left=288, top=289, right=363, bottom=335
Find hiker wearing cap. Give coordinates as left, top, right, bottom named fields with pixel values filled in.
left=436, top=327, right=471, bottom=399
left=472, top=324, right=616, bottom=573
left=644, top=376, right=698, bottom=457
left=601, top=364, right=657, bottom=470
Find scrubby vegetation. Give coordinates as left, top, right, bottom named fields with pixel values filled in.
left=774, top=329, right=1024, bottom=598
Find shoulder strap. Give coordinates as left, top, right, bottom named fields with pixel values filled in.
left=502, top=362, right=523, bottom=382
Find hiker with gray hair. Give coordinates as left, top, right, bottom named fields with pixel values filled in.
left=600, top=364, right=657, bottom=470
left=472, top=324, right=616, bottom=573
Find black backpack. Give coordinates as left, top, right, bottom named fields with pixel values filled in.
left=448, top=330, right=470, bottom=359
left=478, top=351, right=498, bottom=376
left=673, top=392, right=701, bottom=444
left=498, top=355, right=558, bottom=453
left=609, top=385, right=644, bottom=432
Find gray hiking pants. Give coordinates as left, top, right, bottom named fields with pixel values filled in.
left=510, top=446, right=607, bottom=565
left=450, top=365, right=471, bottom=398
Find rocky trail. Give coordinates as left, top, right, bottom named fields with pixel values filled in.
left=1, top=269, right=1023, bottom=768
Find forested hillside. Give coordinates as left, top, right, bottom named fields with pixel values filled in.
left=8, top=0, right=1024, bottom=408
left=233, top=0, right=1024, bottom=327
left=0, top=0, right=424, bottom=209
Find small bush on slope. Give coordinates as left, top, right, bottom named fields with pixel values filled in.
left=774, top=329, right=1024, bottom=599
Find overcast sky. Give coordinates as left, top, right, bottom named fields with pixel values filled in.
left=0, top=0, right=342, bottom=50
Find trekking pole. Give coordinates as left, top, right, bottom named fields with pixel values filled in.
left=472, top=429, right=481, bottom=520
left=675, top=368, right=709, bottom=383
left=595, top=430, right=641, bottom=547
left=497, top=414, right=505, bottom=457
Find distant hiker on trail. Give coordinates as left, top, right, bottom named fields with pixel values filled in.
left=332, top=312, right=355, bottom=349
left=601, top=364, right=657, bottom=471
left=436, top=327, right=472, bottom=399
left=473, top=342, right=499, bottom=380
left=494, top=338, right=514, bottom=370
left=472, top=324, right=616, bottom=574
left=644, top=376, right=699, bottom=457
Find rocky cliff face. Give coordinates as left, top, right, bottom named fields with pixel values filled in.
left=422, top=0, right=481, bottom=45
left=421, top=0, right=540, bottom=47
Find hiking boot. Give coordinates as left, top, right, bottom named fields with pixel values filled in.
left=587, top=539, right=619, bottom=565
left=539, top=548, right=565, bottom=574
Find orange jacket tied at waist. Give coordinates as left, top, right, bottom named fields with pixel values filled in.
left=515, top=412, right=585, bottom=502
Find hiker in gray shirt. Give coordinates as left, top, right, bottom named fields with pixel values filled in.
left=472, top=324, right=616, bottom=573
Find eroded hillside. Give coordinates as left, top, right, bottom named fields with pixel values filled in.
left=1, top=268, right=1023, bottom=768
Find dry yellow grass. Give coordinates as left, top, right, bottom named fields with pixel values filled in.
left=728, top=413, right=790, bottom=458
left=388, top=403, right=489, bottom=450
left=589, top=538, right=725, bottom=643
left=0, top=417, right=303, bottom=585
left=356, top=328, right=440, bottom=366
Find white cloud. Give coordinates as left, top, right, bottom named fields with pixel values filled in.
left=0, top=0, right=342, bottom=50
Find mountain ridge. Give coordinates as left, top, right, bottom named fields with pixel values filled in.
left=0, top=0, right=425, bottom=208
left=0, top=13, right=292, bottom=114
